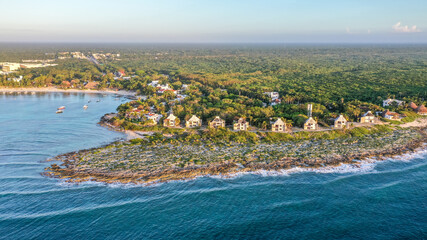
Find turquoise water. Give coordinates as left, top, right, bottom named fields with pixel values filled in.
left=0, top=93, right=426, bottom=239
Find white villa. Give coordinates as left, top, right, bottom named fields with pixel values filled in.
left=145, top=113, right=163, bottom=125
left=383, top=99, right=404, bottom=107
left=334, top=115, right=347, bottom=129
left=233, top=118, right=249, bottom=131
left=271, top=118, right=286, bottom=132
left=264, top=92, right=280, bottom=100
left=209, top=116, right=225, bottom=128
left=304, top=117, right=318, bottom=130
left=163, top=113, right=179, bottom=127
left=185, top=115, right=202, bottom=128
left=360, top=111, right=378, bottom=123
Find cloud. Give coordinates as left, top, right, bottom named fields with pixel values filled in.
left=392, top=22, right=421, bottom=33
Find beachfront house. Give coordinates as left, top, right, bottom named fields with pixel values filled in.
left=163, top=113, right=179, bottom=127
left=209, top=116, right=225, bottom=128
left=416, top=105, right=427, bottom=115
left=383, top=98, right=404, bottom=107
left=382, top=110, right=401, bottom=121
left=334, top=115, right=348, bottom=129
left=233, top=118, right=249, bottom=131
left=185, top=115, right=202, bottom=128
left=360, top=111, right=378, bottom=123
left=304, top=117, right=318, bottom=130
left=271, top=118, right=286, bottom=132
left=145, top=113, right=163, bottom=125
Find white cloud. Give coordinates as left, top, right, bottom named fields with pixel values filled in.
left=392, top=22, right=421, bottom=33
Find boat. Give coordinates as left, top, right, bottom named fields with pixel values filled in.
left=96, top=99, right=100, bottom=102
left=57, top=106, right=66, bottom=110
left=56, top=110, right=63, bottom=114
left=83, top=105, right=88, bottom=109
left=88, top=100, right=91, bottom=103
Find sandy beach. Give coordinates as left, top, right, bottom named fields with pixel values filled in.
left=0, top=87, right=136, bottom=97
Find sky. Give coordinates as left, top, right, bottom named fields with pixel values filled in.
left=0, top=0, right=426, bottom=43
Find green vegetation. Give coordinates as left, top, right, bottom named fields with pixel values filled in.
left=2, top=44, right=426, bottom=129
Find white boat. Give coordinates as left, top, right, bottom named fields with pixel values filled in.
left=56, top=110, right=63, bottom=114
left=83, top=105, right=88, bottom=109
left=96, top=99, right=100, bottom=102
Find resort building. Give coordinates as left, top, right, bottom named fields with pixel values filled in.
left=334, top=115, right=348, bottom=129
left=233, top=118, right=249, bottom=131
left=163, top=113, right=179, bottom=127
left=185, top=115, right=202, bottom=128
left=383, top=98, right=404, bottom=107
left=209, top=116, right=225, bottom=128
left=145, top=113, right=163, bottom=125
left=271, top=118, right=286, bottom=132
left=416, top=105, right=427, bottom=115
left=1, top=62, right=21, bottom=72
left=304, top=117, right=318, bottom=130
left=382, top=110, right=401, bottom=121
left=360, top=111, right=378, bottom=123
left=264, top=92, right=280, bottom=100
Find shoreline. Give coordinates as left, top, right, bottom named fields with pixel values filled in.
left=0, top=87, right=136, bottom=97
left=43, top=127, right=427, bottom=185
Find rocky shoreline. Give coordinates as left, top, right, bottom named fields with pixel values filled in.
left=43, top=127, right=427, bottom=185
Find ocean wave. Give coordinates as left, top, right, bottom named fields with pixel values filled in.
left=0, top=186, right=99, bottom=197
left=366, top=180, right=405, bottom=191
left=0, top=196, right=164, bottom=221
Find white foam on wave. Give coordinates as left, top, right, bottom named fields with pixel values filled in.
left=385, top=144, right=427, bottom=162
left=211, top=146, right=427, bottom=180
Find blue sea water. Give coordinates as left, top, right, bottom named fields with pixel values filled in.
left=0, top=93, right=426, bottom=240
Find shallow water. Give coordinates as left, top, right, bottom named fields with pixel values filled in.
left=0, top=93, right=426, bottom=239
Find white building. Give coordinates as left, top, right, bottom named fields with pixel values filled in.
left=271, top=118, right=286, bottom=132
left=264, top=92, right=280, bottom=100
left=145, top=113, right=163, bottom=124
left=185, top=115, right=202, bottom=128
left=383, top=99, right=404, bottom=107
left=334, top=115, right=347, bottom=129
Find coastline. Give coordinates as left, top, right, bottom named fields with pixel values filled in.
left=43, top=126, right=427, bottom=185
left=0, top=87, right=136, bottom=97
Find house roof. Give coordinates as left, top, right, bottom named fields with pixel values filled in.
left=335, top=114, right=347, bottom=122
left=187, top=115, right=200, bottom=122
left=383, top=110, right=400, bottom=116
left=409, top=102, right=418, bottom=110
left=362, top=111, right=374, bottom=117
left=166, top=114, right=177, bottom=120
left=212, top=116, right=224, bottom=122
left=235, top=117, right=247, bottom=124
left=272, top=118, right=285, bottom=125
left=305, top=117, right=317, bottom=124
left=417, top=105, right=427, bottom=113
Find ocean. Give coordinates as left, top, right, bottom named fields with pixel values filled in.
left=0, top=93, right=426, bottom=239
